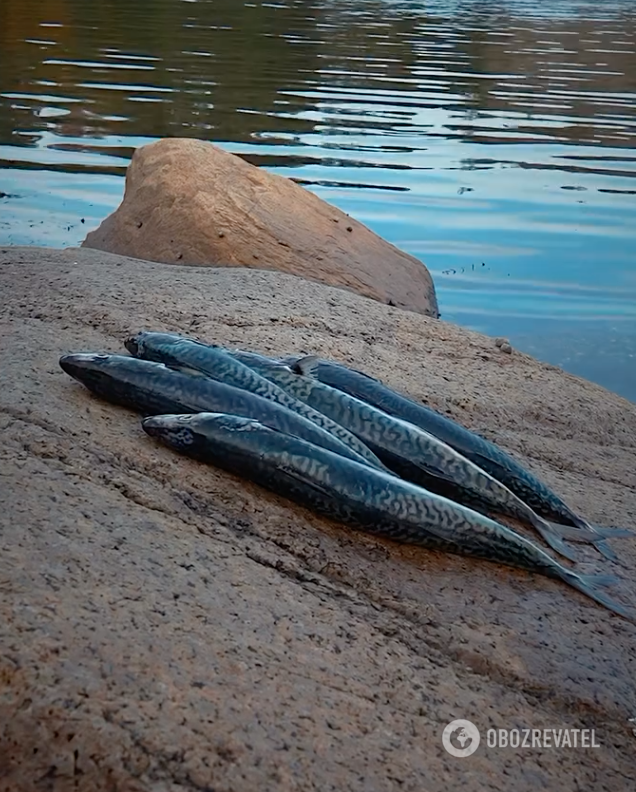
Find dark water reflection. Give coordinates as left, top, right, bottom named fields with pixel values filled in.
left=1, top=0, right=635, bottom=399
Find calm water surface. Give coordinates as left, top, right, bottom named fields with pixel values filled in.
left=1, top=0, right=635, bottom=400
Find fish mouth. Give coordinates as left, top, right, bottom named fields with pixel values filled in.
left=141, top=414, right=197, bottom=448
left=124, top=334, right=141, bottom=356
left=140, top=416, right=162, bottom=438
left=142, top=413, right=192, bottom=434
left=59, top=353, right=78, bottom=377
left=59, top=352, right=110, bottom=378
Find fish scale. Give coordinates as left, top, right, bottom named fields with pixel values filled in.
left=141, top=412, right=634, bottom=623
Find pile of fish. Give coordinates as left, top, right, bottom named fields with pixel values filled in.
left=59, top=331, right=634, bottom=622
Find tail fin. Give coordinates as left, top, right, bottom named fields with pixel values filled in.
left=547, top=522, right=632, bottom=543
left=592, top=540, right=619, bottom=562
left=591, top=525, right=633, bottom=539
left=563, top=571, right=635, bottom=623
left=589, top=524, right=634, bottom=563
left=547, top=521, right=634, bottom=562
left=539, top=527, right=580, bottom=562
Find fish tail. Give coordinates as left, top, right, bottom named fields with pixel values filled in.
left=588, top=525, right=634, bottom=563
left=535, top=521, right=580, bottom=562
left=589, top=525, right=633, bottom=539
left=560, top=570, right=635, bottom=622
left=591, top=540, right=619, bottom=562
left=545, top=521, right=633, bottom=562
left=567, top=511, right=634, bottom=539
left=548, top=522, right=633, bottom=542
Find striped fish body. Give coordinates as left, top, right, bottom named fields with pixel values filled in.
left=282, top=355, right=591, bottom=529
left=140, top=412, right=552, bottom=567
left=125, top=331, right=385, bottom=471
left=141, top=412, right=633, bottom=622
left=231, top=351, right=585, bottom=559
left=58, top=353, right=383, bottom=467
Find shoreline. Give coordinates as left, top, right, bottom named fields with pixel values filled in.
left=1, top=244, right=635, bottom=790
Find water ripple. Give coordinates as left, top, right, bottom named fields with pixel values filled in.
left=0, top=0, right=635, bottom=398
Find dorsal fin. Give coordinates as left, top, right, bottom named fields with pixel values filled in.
left=290, top=354, right=321, bottom=377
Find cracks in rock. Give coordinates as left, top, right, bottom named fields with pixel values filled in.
left=341, top=586, right=635, bottom=733
left=4, top=403, right=634, bottom=747
left=243, top=530, right=636, bottom=734
left=243, top=546, right=354, bottom=600
left=242, top=538, right=636, bottom=749
left=1, top=404, right=72, bottom=439
left=101, top=708, right=215, bottom=792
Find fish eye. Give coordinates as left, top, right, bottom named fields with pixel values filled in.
left=93, top=354, right=110, bottom=361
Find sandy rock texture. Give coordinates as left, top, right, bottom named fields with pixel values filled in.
left=1, top=245, right=635, bottom=792
left=81, top=138, right=438, bottom=317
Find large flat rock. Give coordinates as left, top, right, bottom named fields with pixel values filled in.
left=1, top=245, right=635, bottom=791
left=81, top=138, right=438, bottom=317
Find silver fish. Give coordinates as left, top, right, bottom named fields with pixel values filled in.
left=282, top=354, right=630, bottom=561
left=58, top=353, right=384, bottom=468
left=232, top=351, right=626, bottom=562
left=142, top=412, right=634, bottom=623
left=124, top=331, right=386, bottom=471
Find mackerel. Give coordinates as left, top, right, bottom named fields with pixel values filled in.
left=282, top=354, right=629, bottom=560
left=58, top=353, right=386, bottom=467
left=142, top=412, right=634, bottom=622
left=233, top=351, right=625, bottom=562
left=124, top=331, right=386, bottom=471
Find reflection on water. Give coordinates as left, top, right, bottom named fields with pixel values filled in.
left=1, top=0, right=635, bottom=399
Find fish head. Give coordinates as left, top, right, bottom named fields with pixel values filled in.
left=59, top=352, right=156, bottom=404
left=59, top=352, right=118, bottom=388
left=142, top=413, right=199, bottom=450
left=142, top=412, right=268, bottom=454
left=124, top=331, right=181, bottom=358
left=125, top=330, right=190, bottom=357
left=125, top=331, right=225, bottom=366
left=124, top=333, right=142, bottom=357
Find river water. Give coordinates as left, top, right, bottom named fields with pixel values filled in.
left=1, top=0, right=635, bottom=400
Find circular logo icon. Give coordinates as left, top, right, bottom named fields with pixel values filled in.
left=442, top=719, right=480, bottom=757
